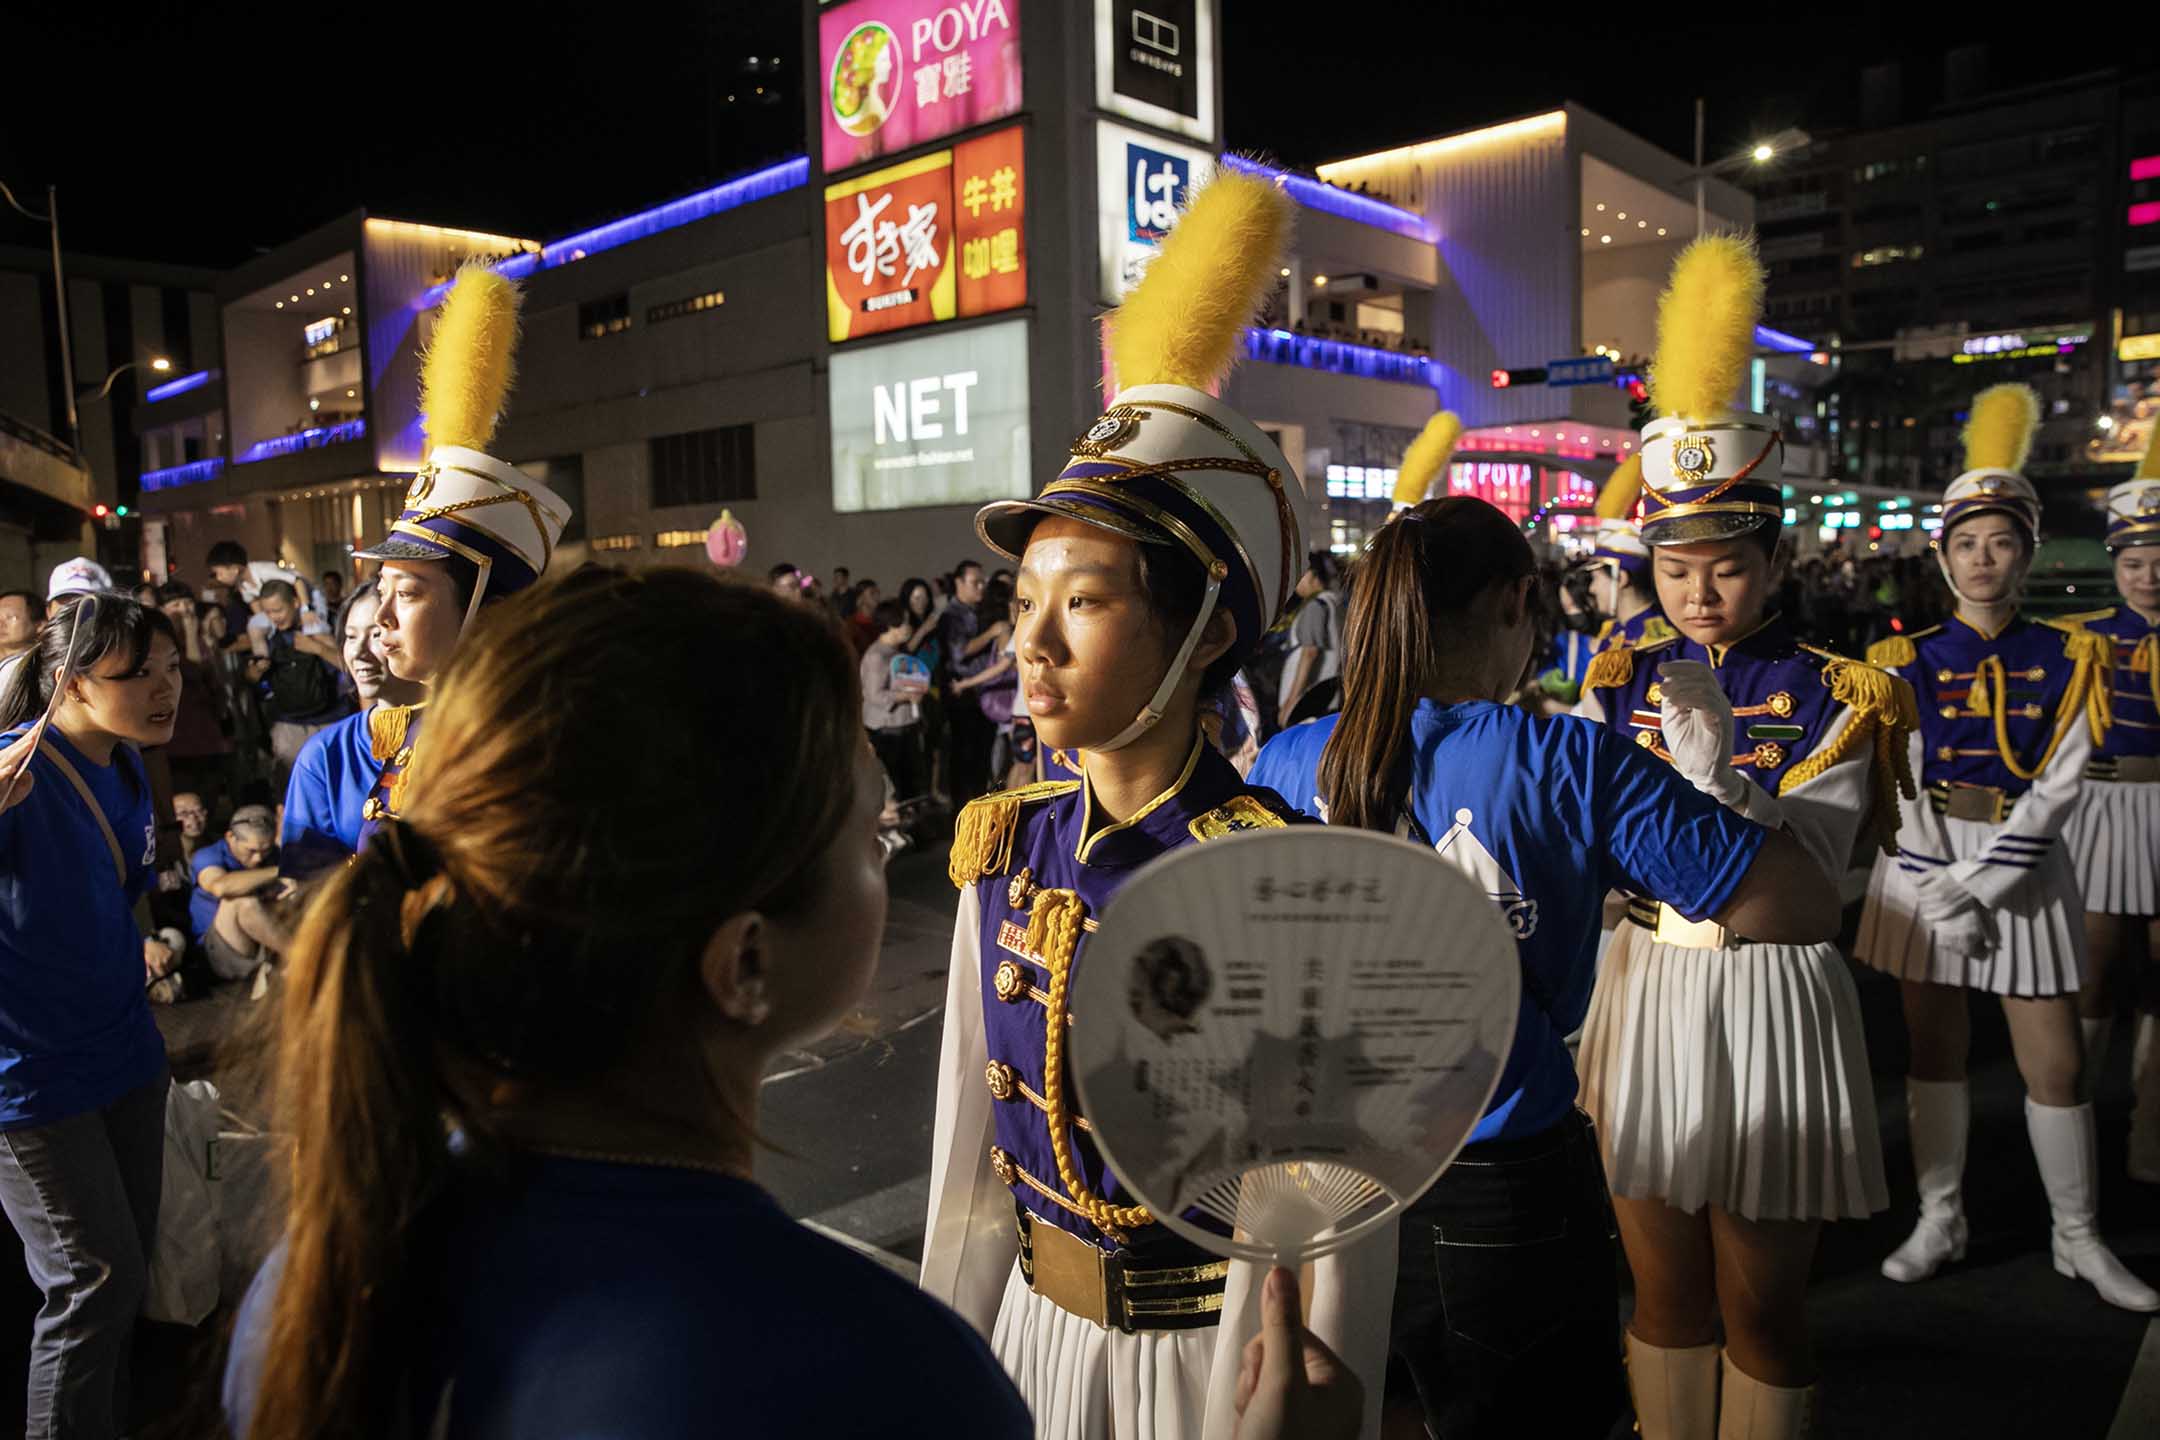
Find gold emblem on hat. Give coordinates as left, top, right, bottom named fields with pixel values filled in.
left=1072, top=408, right=1144, bottom=458
left=1671, top=433, right=1717, bottom=484
left=407, top=466, right=437, bottom=506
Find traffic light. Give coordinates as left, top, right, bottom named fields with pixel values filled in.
left=115, top=504, right=129, bottom=517
left=93, top=504, right=108, bottom=517
left=1491, top=366, right=1549, bottom=389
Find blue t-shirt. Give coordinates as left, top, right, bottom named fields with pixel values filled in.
left=0, top=726, right=167, bottom=1128
left=189, top=838, right=263, bottom=942
left=1248, top=700, right=1764, bottom=1143
left=225, top=1157, right=1031, bottom=1439
left=280, top=706, right=383, bottom=877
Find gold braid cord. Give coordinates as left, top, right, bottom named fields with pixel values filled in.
left=1025, top=888, right=1154, bottom=1236
left=1866, top=634, right=1917, bottom=670
left=1778, top=653, right=1919, bottom=855
left=1967, top=627, right=2112, bottom=782
left=1583, top=644, right=1634, bottom=692
left=2133, top=632, right=2160, bottom=713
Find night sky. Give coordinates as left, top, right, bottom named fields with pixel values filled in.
left=3, top=5, right=2152, bottom=271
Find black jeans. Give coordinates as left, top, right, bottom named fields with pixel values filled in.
left=1390, top=1108, right=1625, bottom=1439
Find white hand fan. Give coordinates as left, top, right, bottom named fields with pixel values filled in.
left=1070, top=827, right=1520, bottom=1264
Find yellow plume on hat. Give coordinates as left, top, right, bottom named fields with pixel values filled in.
left=2138, top=417, right=2160, bottom=481
left=1108, top=166, right=1293, bottom=393
left=1961, top=383, right=2039, bottom=474
left=1595, top=454, right=1644, bottom=520
left=422, top=264, right=522, bottom=454
left=1649, top=234, right=1763, bottom=419
left=1392, top=410, right=1463, bottom=507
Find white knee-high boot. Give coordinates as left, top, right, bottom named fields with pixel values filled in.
left=1625, top=1333, right=1721, bottom=1440
left=1881, top=1079, right=1968, bottom=1282
left=2130, top=1013, right=2160, bottom=1184
left=2026, top=1098, right=2160, bottom=1312
left=1718, top=1355, right=1815, bottom=1440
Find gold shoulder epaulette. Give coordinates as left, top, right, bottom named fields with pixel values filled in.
left=1593, top=619, right=1617, bottom=644
left=1866, top=634, right=1917, bottom=669
left=1189, top=794, right=1290, bottom=841
left=368, top=702, right=423, bottom=764
left=2056, top=624, right=2115, bottom=745
left=2054, top=607, right=2115, bottom=629
left=1638, top=616, right=1678, bottom=647
left=1583, top=645, right=1634, bottom=691
left=948, top=781, right=1079, bottom=890
left=1781, top=647, right=1919, bottom=852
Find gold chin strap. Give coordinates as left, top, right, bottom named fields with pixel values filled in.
left=1091, top=570, right=1224, bottom=754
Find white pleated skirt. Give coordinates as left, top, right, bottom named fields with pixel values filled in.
left=2066, top=779, right=2160, bottom=915
left=1855, top=817, right=2086, bottom=996
left=990, top=1259, right=1218, bottom=1440
left=1577, top=925, right=1888, bottom=1222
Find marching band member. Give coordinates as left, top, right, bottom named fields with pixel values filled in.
left=1855, top=384, right=2157, bottom=1312
left=1542, top=456, right=1672, bottom=708
left=2062, top=455, right=2160, bottom=1182
left=919, top=168, right=1389, bottom=1440
left=1247, top=488, right=1837, bottom=1440
left=1576, top=235, right=1908, bottom=1436
left=349, top=265, right=571, bottom=842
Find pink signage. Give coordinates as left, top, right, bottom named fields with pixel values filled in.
left=819, top=0, right=1022, bottom=176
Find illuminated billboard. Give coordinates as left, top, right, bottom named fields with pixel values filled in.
left=825, top=126, right=1027, bottom=343
left=820, top=0, right=1023, bottom=174
left=1093, top=0, right=1216, bottom=143
left=829, top=317, right=1033, bottom=513
left=1095, top=120, right=1215, bottom=303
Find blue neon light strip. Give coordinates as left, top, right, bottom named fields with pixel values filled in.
left=417, top=155, right=811, bottom=309
left=1241, top=328, right=1433, bottom=386
left=145, top=368, right=217, bottom=404
left=1219, top=154, right=1434, bottom=242
left=1754, top=323, right=1815, bottom=354
left=140, top=457, right=225, bottom=491
left=237, top=418, right=367, bottom=465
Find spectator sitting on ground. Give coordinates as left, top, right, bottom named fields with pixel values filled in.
left=190, top=804, right=291, bottom=984
left=154, top=789, right=212, bottom=934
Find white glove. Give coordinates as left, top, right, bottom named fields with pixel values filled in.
left=1657, top=661, right=1741, bottom=806
left=1915, top=870, right=1993, bottom=955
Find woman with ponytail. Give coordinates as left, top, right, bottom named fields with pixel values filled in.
left=0, top=592, right=179, bottom=1437
left=1247, top=496, right=1835, bottom=1439
left=220, top=567, right=1027, bottom=1439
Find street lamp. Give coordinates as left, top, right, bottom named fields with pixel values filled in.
left=1688, top=101, right=1813, bottom=236
left=0, top=178, right=79, bottom=454
left=82, top=356, right=172, bottom=403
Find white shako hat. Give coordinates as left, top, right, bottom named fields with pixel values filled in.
left=353, top=264, right=571, bottom=630
left=975, top=168, right=1304, bottom=753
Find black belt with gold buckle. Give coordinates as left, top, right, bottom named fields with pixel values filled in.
left=1927, top=782, right=2016, bottom=822
left=1015, top=1206, right=1230, bottom=1333
left=2087, top=756, right=2160, bottom=783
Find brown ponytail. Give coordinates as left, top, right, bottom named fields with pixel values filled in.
left=1316, top=497, right=1536, bottom=832
left=242, top=566, right=863, bottom=1438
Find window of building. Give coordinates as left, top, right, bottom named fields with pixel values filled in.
left=1852, top=244, right=1924, bottom=268
left=649, top=424, right=755, bottom=508
left=579, top=294, right=632, bottom=339
left=647, top=290, right=727, bottom=324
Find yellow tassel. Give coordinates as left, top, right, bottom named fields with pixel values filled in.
left=422, top=265, right=522, bottom=454
left=1583, top=645, right=1634, bottom=692
left=1029, top=888, right=1152, bottom=1238
left=1107, top=167, right=1293, bottom=394
left=1595, top=455, right=1644, bottom=520
left=2133, top=633, right=2160, bottom=714
left=1781, top=654, right=1919, bottom=853
left=1393, top=411, right=1463, bottom=507
left=2140, top=424, right=2160, bottom=480
left=367, top=703, right=416, bottom=764
left=1867, top=635, right=1916, bottom=670
left=1966, top=658, right=1993, bottom=718
left=1650, top=234, right=1763, bottom=418
left=2062, top=627, right=2114, bottom=747
left=948, top=793, right=1022, bottom=891
left=1960, top=383, right=2040, bottom=474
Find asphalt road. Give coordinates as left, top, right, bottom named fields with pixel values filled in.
left=88, top=850, right=2160, bottom=1435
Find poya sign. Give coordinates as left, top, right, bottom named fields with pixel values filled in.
left=821, top=0, right=1023, bottom=175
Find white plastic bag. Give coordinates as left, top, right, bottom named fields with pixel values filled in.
left=143, top=1078, right=222, bottom=1325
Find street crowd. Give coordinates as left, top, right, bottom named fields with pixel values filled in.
left=0, top=167, right=2155, bottom=1440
